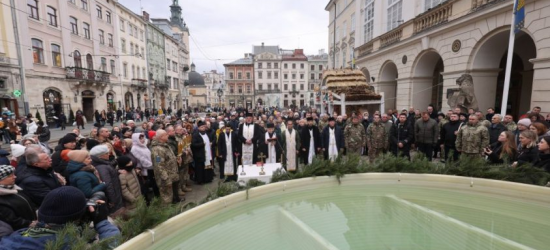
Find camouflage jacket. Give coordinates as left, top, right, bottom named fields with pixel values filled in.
left=345, top=123, right=367, bottom=149
left=318, top=120, right=328, bottom=132
left=456, top=123, right=489, bottom=154
left=367, top=122, right=388, bottom=150
left=503, top=121, right=517, bottom=132
left=150, top=140, right=179, bottom=186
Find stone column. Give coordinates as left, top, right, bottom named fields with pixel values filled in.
left=375, top=81, right=397, bottom=111
left=470, top=69, right=500, bottom=112
left=396, top=77, right=413, bottom=111
left=530, top=57, right=550, bottom=112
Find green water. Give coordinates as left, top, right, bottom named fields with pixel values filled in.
left=150, top=185, right=550, bottom=250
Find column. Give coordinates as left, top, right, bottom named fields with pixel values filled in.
left=469, top=69, right=500, bottom=112
left=396, top=77, right=413, bottom=111
left=530, top=57, right=550, bottom=111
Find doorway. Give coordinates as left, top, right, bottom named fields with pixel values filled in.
left=82, top=98, right=94, bottom=122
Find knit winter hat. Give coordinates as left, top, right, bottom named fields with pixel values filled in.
left=86, top=139, right=100, bottom=151
left=89, top=145, right=109, bottom=157
left=10, top=144, right=26, bottom=158
left=67, top=150, right=89, bottom=163
left=117, top=155, right=133, bottom=170
left=60, top=149, right=71, bottom=162
left=518, top=118, right=532, bottom=128
left=148, top=131, right=156, bottom=139
left=38, top=186, right=87, bottom=224
left=0, top=165, right=14, bottom=181
left=60, top=134, right=77, bottom=145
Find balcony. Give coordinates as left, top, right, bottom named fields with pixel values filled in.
left=414, top=0, right=455, bottom=34
left=380, top=28, right=403, bottom=48
left=256, top=89, right=282, bottom=95
left=131, top=78, right=148, bottom=90
left=66, top=67, right=110, bottom=84
left=156, top=83, right=169, bottom=90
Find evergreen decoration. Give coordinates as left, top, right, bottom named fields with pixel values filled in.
left=44, top=223, right=120, bottom=250
left=69, top=109, right=75, bottom=124
left=35, top=110, right=42, bottom=122
left=57, top=154, right=550, bottom=247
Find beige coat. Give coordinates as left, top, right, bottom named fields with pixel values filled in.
left=119, top=169, right=142, bottom=210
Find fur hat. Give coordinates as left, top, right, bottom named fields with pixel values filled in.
left=67, top=150, right=89, bottom=163
left=89, top=145, right=110, bottom=157
left=38, top=186, right=87, bottom=224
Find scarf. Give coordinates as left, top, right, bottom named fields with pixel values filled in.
left=0, top=184, right=20, bottom=194
left=22, top=222, right=72, bottom=238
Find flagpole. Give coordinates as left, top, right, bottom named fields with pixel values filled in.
left=500, top=0, right=519, bottom=116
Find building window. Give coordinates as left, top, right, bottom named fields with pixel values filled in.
left=70, top=17, right=78, bottom=35
left=425, top=0, right=443, bottom=11
left=274, top=72, right=279, bottom=79
left=284, top=84, right=288, bottom=90
left=99, top=29, right=105, bottom=44
left=128, top=24, right=133, bottom=36
left=131, top=65, right=135, bottom=78
left=284, top=74, right=288, bottom=80
left=230, top=86, right=234, bottom=94
left=258, top=62, right=262, bottom=69
left=310, top=73, right=315, bottom=80
left=134, top=27, right=138, bottom=37
left=229, top=72, right=234, bottom=79
left=292, top=63, right=296, bottom=69
left=301, top=63, right=305, bottom=69
left=135, top=45, right=139, bottom=56
left=69, top=0, right=75, bottom=4
left=120, top=18, right=125, bottom=31
left=387, top=0, right=403, bottom=31
left=319, top=65, right=323, bottom=71
left=140, top=31, right=144, bottom=41
left=51, top=44, right=61, bottom=67
left=237, top=72, right=242, bottom=79
left=343, top=21, right=347, bottom=38
left=31, top=39, right=44, bottom=64
left=342, top=50, right=346, bottom=68
left=121, top=39, right=126, bottom=53
left=267, top=63, right=271, bottom=68
left=141, top=48, right=144, bottom=59
left=246, top=72, right=251, bottom=79
left=110, top=59, right=115, bottom=74
left=246, top=86, right=251, bottom=94
left=300, top=84, right=304, bottom=91
left=267, top=72, right=271, bottom=79
left=86, top=54, right=93, bottom=69
left=274, top=84, right=278, bottom=89
left=47, top=6, right=57, bottom=27
left=259, top=84, right=263, bottom=90
left=351, top=13, right=356, bottom=31
left=96, top=5, right=102, bottom=19
left=300, top=74, right=304, bottom=80
left=130, top=42, right=134, bottom=55
left=238, top=86, right=242, bottom=94
left=123, top=63, right=128, bottom=78
left=28, top=0, right=39, bottom=20
left=101, top=57, right=107, bottom=71
left=258, top=72, right=262, bottom=79
left=173, top=62, right=177, bottom=72
left=310, top=65, right=315, bottom=71
left=166, top=59, right=170, bottom=69
left=275, top=63, right=279, bottom=68
left=106, top=11, right=111, bottom=23
left=81, top=0, right=87, bottom=10
left=284, top=63, right=287, bottom=69
left=74, top=50, right=81, bottom=67
left=292, top=74, right=296, bottom=79
left=267, top=84, right=271, bottom=90
left=364, top=0, right=375, bottom=43
left=108, top=34, right=113, bottom=47
left=319, top=73, right=322, bottom=79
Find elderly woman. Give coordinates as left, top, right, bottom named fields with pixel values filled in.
left=0, top=165, right=37, bottom=233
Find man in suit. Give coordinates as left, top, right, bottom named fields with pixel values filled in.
left=238, top=113, right=262, bottom=165
left=300, top=117, right=321, bottom=165
left=322, top=117, right=345, bottom=161
left=217, top=124, right=238, bottom=181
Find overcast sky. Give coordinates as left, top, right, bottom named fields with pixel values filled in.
left=118, top=0, right=329, bottom=73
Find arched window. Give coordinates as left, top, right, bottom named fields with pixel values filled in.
left=73, top=50, right=82, bottom=68
left=51, top=44, right=61, bottom=67
left=47, top=6, right=57, bottom=27
left=86, top=54, right=93, bottom=70
left=31, top=38, right=44, bottom=64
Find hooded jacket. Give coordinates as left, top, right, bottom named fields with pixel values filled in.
left=91, top=156, right=123, bottom=214
left=66, top=161, right=105, bottom=198
left=130, top=133, right=152, bottom=174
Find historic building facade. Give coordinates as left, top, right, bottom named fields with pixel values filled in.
left=145, top=19, right=166, bottom=111
left=224, top=55, right=254, bottom=109
left=326, top=0, right=357, bottom=69
left=203, top=70, right=225, bottom=108
left=281, top=49, right=309, bottom=108
left=308, top=50, right=329, bottom=107
left=253, top=44, right=282, bottom=108
left=0, top=0, right=23, bottom=116
left=327, top=0, right=550, bottom=117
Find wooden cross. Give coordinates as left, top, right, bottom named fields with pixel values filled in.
left=258, top=152, right=267, bottom=164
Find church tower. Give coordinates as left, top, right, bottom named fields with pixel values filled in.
left=170, top=0, right=188, bottom=31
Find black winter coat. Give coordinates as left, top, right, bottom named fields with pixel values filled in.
left=0, top=190, right=37, bottom=230
left=91, top=156, right=124, bottom=214
left=534, top=153, right=550, bottom=172
left=517, top=146, right=540, bottom=166
left=488, top=123, right=507, bottom=145
left=51, top=144, right=70, bottom=179
left=440, top=120, right=462, bottom=147
left=15, top=165, right=61, bottom=206
left=321, top=126, right=345, bottom=159
left=217, top=131, right=239, bottom=162
left=390, top=122, right=414, bottom=154
left=486, top=142, right=517, bottom=164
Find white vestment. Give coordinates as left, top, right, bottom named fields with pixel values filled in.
left=265, top=132, right=277, bottom=163
left=308, top=129, right=315, bottom=164
left=242, top=124, right=255, bottom=165
left=328, top=128, right=338, bottom=161
left=224, top=132, right=234, bottom=176
left=200, top=133, right=212, bottom=168
left=285, top=129, right=297, bottom=171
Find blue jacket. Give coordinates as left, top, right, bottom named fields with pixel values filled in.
left=0, top=220, right=120, bottom=249
left=66, top=161, right=106, bottom=198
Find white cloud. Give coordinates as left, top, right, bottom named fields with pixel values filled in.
left=118, top=0, right=328, bottom=73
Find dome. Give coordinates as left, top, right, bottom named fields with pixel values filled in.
left=188, top=64, right=205, bottom=86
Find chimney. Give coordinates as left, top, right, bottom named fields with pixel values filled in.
left=142, top=11, right=150, bottom=22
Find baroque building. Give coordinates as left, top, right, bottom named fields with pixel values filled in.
left=327, top=0, right=550, bottom=117
left=224, top=55, right=254, bottom=109
left=253, top=43, right=282, bottom=108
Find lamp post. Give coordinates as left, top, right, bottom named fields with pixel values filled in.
left=217, top=86, right=223, bottom=110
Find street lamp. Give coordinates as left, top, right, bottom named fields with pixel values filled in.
left=217, top=86, right=223, bottom=109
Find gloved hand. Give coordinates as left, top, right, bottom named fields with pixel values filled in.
left=92, top=203, right=109, bottom=226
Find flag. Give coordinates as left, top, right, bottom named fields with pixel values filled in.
left=514, top=0, right=525, bottom=33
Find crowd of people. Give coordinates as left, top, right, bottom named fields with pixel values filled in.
left=1, top=103, right=550, bottom=248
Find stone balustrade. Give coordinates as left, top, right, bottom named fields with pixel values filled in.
left=380, top=28, right=403, bottom=48
left=414, top=0, right=454, bottom=34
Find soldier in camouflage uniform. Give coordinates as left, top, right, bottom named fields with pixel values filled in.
left=476, top=111, right=492, bottom=128
left=367, top=114, right=388, bottom=162
left=344, top=116, right=367, bottom=155
left=175, top=125, right=193, bottom=194
left=318, top=114, right=328, bottom=133
left=151, top=129, right=181, bottom=205
left=456, top=115, right=489, bottom=157
left=166, top=125, right=185, bottom=197
left=503, top=114, right=518, bottom=132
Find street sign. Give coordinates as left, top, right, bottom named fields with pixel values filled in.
left=13, top=90, right=22, bottom=97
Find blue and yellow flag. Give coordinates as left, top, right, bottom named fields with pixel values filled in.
left=514, top=0, right=525, bottom=33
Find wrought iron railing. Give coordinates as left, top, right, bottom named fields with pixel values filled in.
left=65, top=67, right=110, bottom=84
